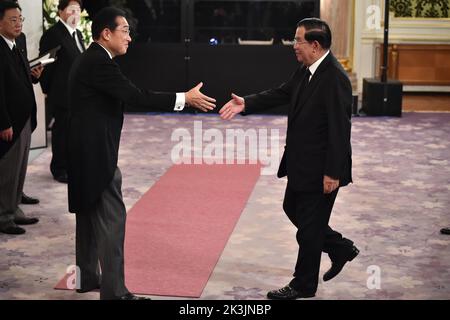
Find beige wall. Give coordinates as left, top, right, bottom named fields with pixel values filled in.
left=18, top=0, right=46, bottom=149
left=320, top=0, right=353, bottom=60
left=352, top=0, right=450, bottom=93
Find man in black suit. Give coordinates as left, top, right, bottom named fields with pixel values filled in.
left=220, top=18, right=359, bottom=299
left=17, top=30, right=41, bottom=205
left=40, top=0, right=85, bottom=183
left=68, top=7, right=216, bottom=300
left=0, top=1, right=42, bottom=235
left=1, top=0, right=41, bottom=206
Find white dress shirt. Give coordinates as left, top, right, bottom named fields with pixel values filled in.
left=60, top=19, right=84, bottom=53
left=1, top=34, right=16, bottom=51
left=307, top=50, right=330, bottom=82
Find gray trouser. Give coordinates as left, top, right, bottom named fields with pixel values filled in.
left=75, top=167, right=130, bottom=300
left=0, top=119, right=31, bottom=227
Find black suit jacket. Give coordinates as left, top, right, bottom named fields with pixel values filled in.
left=67, top=42, right=177, bottom=213
left=16, top=33, right=40, bottom=86
left=244, top=52, right=352, bottom=193
left=0, top=35, right=37, bottom=159
left=39, top=21, right=85, bottom=110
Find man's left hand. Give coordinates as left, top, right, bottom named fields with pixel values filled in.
left=323, top=175, right=339, bottom=194
left=30, top=65, right=44, bottom=79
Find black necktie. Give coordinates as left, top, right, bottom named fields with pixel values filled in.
left=298, top=68, right=311, bottom=98
left=12, top=44, right=29, bottom=80
left=72, top=31, right=82, bottom=52
left=293, top=68, right=312, bottom=113
left=12, top=45, right=23, bottom=66
left=303, top=68, right=312, bottom=88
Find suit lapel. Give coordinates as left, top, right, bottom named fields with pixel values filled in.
left=77, top=30, right=86, bottom=52
left=56, top=21, right=83, bottom=55
left=0, top=38, right=32, bottom=90
left=288, top=67, right=308, bottom=120
left=16, top=46, right=31, bottom=77
left=290, top=53, right=334, bottom=124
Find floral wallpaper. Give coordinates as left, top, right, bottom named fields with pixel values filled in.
left=390, top=0, right=450, bottom=18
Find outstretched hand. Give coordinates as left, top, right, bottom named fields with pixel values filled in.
left=219, top=93, right=245, bottom=120
left=185, top=82, right=216, bottom=112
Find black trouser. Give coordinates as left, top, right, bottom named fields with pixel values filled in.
left=45, top=97, right=54, bottom=129
left=283, top=185, right=354, bottom=294
left=0, top=120, right=31, bottom=229
left=50, top=107, right=68, bottom=178
left=75, top=168, right=130, bottom=300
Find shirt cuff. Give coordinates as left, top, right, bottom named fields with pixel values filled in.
left=174, top=92, right=186, bottom=111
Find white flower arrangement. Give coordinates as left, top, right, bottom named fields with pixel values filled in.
left=43, top=0, right=93, bottom=46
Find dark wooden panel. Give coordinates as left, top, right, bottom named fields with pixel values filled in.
left=380, top=44, right=450, bottom=86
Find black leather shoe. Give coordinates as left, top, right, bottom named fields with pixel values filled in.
left=54, top=173, right=68, bottom=184
left=118, top=293, right=151, bottom=300
left=76, top=285, right=100, bottom=293
left=441, top=228, right=450, bottom=235
left=0, top=224, right=26, bottom=235
left=267, top=285, right=315, bottom=300
left=21, top=193, right=40, bottom=205
left=323, top=245, right=359, bottom=282
left=14, top=217, right=39, bottom=225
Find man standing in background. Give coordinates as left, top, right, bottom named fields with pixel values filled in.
left=40, top=0, right=85, bottom=183
left=1, top=0, right=41, bottom=207
left=0, top=1, right=42, bottom=235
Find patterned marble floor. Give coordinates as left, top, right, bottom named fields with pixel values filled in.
left=1, top=112, right=449, bottom=300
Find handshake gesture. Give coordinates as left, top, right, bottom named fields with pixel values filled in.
left=185, top=84, right=245, bottom=120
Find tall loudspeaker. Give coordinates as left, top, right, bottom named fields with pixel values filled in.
left=362, top=78, right=403, bottom=117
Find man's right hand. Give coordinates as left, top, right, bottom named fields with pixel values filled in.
left=0, top=127, right=13, bottom=142
left=323, top=175, right=339, bottom=194
left=185, top=82, right=216, bottom=112
left=219, top=93, right=245, bottom=120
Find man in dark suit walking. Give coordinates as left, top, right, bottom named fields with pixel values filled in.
left=40, top=0, right=85, bottom=183
left=68, top=7, right=216, bottom=300
left=0, top=1, right=41, bottom=235
left=220, top=18, right=359, bottom=299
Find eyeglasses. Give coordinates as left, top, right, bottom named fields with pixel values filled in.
left=114, top=28, right=131, bottom=35
left=8, top=16, right=25, bottom=25
left=293, top=38, right=308, bottom=45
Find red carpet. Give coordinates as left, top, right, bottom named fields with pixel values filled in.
left=56, top=163, right=261, bottom=297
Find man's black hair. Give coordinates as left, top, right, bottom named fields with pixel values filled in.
left=297, top=18, right=332, bottom=49
left=58, top=0, right=83, bottom=12
left=91, top=6, right=126, bottom=40
left=0, top=1, right=21, bottom=20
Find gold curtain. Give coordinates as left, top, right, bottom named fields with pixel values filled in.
left=320, top=0, right=354, bottom=70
